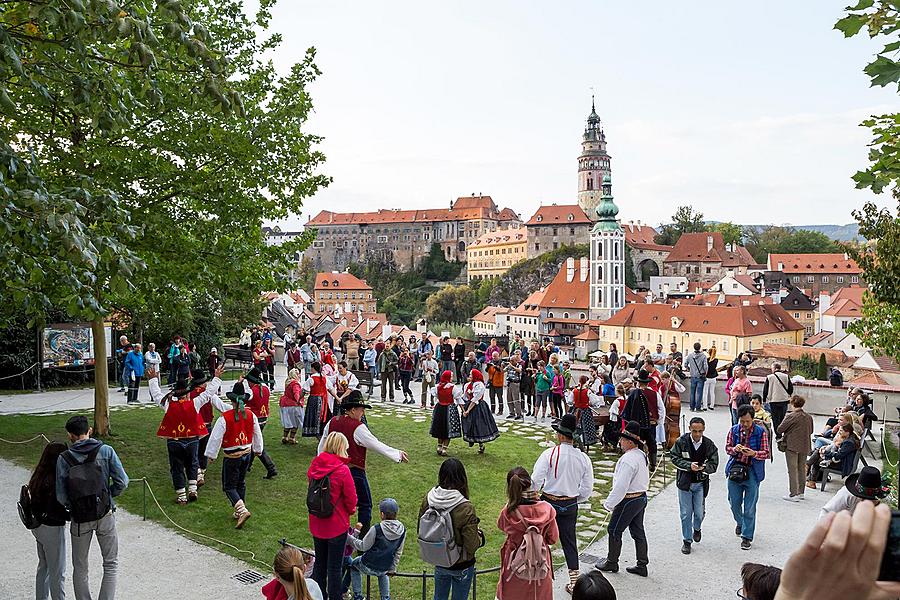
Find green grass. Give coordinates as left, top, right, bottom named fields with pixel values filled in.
left=0, top=403, right=612, bottom=599
left=882, top=427, right=899, bottom=508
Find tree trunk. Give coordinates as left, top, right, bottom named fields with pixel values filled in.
left=92, top=319, right=110, bottom=436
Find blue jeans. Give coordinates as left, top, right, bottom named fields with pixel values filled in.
left=813, top=436, right=831, bottom=450
left=678, top=482, right=705, bottom=542
left=349, top=556, right=390, bottom=600
left=313, top=533, right=348, bottom=600
left=351, top=466, right=373, bottom=534
left=728, top=468, right=760, bottom=541
left=689, top=377, right=704, bottom=410
left=433, top=565, right=474, bottom=600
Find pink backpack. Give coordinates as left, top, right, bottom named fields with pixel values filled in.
left=505, top=517, right=551, bottom=583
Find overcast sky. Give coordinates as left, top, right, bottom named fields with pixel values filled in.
left=260, top=1, right=895, bottom=229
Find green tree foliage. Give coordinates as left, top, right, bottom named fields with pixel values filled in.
left=743, top=226, right=840, bottom=264
left=624, top=244, right=636, bottom=288
left=421, top=243, right=463, bottom=281
left=712, top=222, right=744, bottom=245
left=835, top=1, right=900, bottom=361
left=792, top=354, right=820, bottom=380
left=817, top=352, right=829, bottom=381
left=487, top=244, right=589, bottom=308
left=654, top=205, right=706, bottom=245
left=425, top=285, right=477, bottom=325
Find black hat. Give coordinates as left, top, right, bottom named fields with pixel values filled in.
left=636, top=370, right=652, bottom=384
left=341, top=390, right=372, bottom=410
left=226, top=381, right=251, bottom=402
left=619, top=420, right=644, bottom=445
left=552, top=413, right=578, bottom=438
left=245, top=369, right=265, bottom=386
left=189, top=370, right=209, bottom=388
left=845, top=466, right=889, bottom=500
left=172, top=379, right=192, bottom=397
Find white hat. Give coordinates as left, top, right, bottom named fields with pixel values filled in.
left=211, top=347, right=217, bottom=353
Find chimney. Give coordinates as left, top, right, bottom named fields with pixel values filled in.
left=777, top=262, right=784, bottom=271
left=566, top=257, right=575, bottom=282
left=707, top=235, right=714, bottom=252
left=843, top=252, right=849, bottom=260
left=579, top=256, right=589, bottom=282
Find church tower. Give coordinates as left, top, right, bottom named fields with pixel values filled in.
left=590, top=174, right=625, bottom=320
left=577, top=97, right=612, bottom=222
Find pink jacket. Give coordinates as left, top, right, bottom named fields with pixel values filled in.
left=496, top=501, right=559, bottom=600
left=307, top=452, right=357, bottom=539
left=729, top=377, right=752, bottom=408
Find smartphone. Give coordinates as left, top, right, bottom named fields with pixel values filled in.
left=879, top=510, right=900, bottom=581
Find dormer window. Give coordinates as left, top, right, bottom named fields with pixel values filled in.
left=567, top=214, right=574, bottom=221
left=322, top=281, right=329, bottom=287
left=332, top=280, right=339, bottom=287
left=536, top=215, right=543, bottom=222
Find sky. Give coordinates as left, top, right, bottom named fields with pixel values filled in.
left=260, top=1, right=896, bottom=229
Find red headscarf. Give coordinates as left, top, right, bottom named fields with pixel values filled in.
left=439, top=370, right=453, bottom=385
left=469, top=369, right=484, bottom=383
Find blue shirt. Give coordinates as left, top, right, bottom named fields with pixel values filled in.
left=123, top=350, right=145, bottom=378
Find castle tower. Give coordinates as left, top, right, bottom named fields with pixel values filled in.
left=590, top=174, right=625, bottom=320
left=577, top=96, right=612, bottom=222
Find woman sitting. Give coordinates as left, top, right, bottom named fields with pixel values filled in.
left=813, top=412, right=855, bottom=450
left=806, top=423, right=859, bottom=488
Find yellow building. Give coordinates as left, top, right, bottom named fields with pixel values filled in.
left=467, top=228, right=528, bottom=282
left=594, top=302, right=804, bottom=362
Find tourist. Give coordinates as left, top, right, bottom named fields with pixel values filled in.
left=462, top=351, right=479, bottom=383
left=286, top=342, right=303, bottom=375
left=398, top=347, right=415, bottom=404
left=726, top=405, right=770, bottom=550
left=283, top=329, right=295, bottom=370
left=440, top=336, right=455, bottom=379
left=701, top=346, right=718, bottom=410
left=204, top=381, right=263, bottom=528
left=607, top=343, right=619, bottom=368
left=486, top=351, right=505, bottom=415
left=651, top=343, right=666, bottom=366
left=496, top=467, right=558, bottom=600
left=487, top=338, right=501, bottom=362
left=116, top=334, right=131, bottom=392
left=418, top=458, right=484, bottom=600
left=377, top=340, right=398, bottom=402
left=123, top=342, right=144, bottom=404
left=301, top=335, right=316, bottom=377
left=27, top=441, right=69, bottom=600
left=345, top=335, right=361, bottom=371
left=253, top=339, right=267, bottom=375
left=611, top=356, right=631, bottom=387
left=503, top=354, right=524, bottom=420
left=683, top=342, right=707, bottom=412
left=595, top=421, right=650, bottom=577
left=280, top=368, right=305, bottom=445
left=728, top=366, right=753, bottom=425
left=668, top=343, right=684, bottom=377
left=573, top=375, right=598, bottom=450
left=659, top=370, right=685, bottom=444
left=144, top=342, right=161, bottom=381
left=261, top=545, right=323, bottom=600
left=777, top=395, right=814, bottom=502
left=738, top=563, right=781, bottom=600
left=207, top=346, right=219, bottom=376
left=415, top=335, right=433, bottom=381
left=572, top=571, right=617, bottom=600
left=532, top=413, right=593, bottom=593
left=151, top=366, right=226, bottom=503
left=308, top=432, right=358, bottom=600
left=763, top=363, right=794, bottom=438
left=239, top=327, right=251, bottom=350
left=317, top=391, right=408, bottom=533
left=262, top=337, right=276, bottom=387
left=818, top=465, right=889, bottom=519
left=56, top=415, right=129, bottom=600
left=453, top=337, right=466, bottom=382
left=430, top=370, right=462, bottom=456
left=347, top=498, right=406, bottom=600
left=806, top=423, right=859, bottom=488
left=669, top=417, right=719, bottom=555
left=548, top=357, right=564, bottom=421
left=520, top=358, right=535, bottom=417
left=243, top=369, right=279, bottom=479
left=461, top=369, right=500, bottom=454
left=420, top=350, right=439, bottom=408
left=302, top=362, right=328, bottom=439
left=621, top=371, right=661, bottom=470
left=605, top=384, right=627, bottom=447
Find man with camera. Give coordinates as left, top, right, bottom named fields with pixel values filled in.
left=726, top=404, right=770, bottom=550
left=669, top=416, right=719, bottom=555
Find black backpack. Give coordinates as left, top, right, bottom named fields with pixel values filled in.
left=62, top=446, right=111, bottom=523
left=306, top=474, right=334, bottom=518
left=17, top=484, right=40, bottom=530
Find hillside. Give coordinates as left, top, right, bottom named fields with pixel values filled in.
left=486, top=244, right=589, bottom=308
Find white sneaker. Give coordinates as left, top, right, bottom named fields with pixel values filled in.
left=782, top=494, right=800, bottom=502
left=795, top=494, right=805, bottom=500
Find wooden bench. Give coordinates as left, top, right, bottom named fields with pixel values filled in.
left=353, top=370, right=378, bottom=397
left=224, top=346, right=254, bottom=369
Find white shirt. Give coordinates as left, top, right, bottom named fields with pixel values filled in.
left=531, top=443, right=594, bottom=503
left=464, top=381, right=486, bottom=405
left=204, top=412, right=264, bottom=459
left=604, top=447, right=650, bottom=511
left=421, top=359, right=439, bottom=382
left=818, top=486, right=864, bottom=521
left=149, top=377, right=228, bottom=414
left=316, top=420, right=403, bottom=463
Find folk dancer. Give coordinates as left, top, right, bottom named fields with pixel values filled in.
left=280, top=368, right=305, bottom=444
left=244, top=369, right=279, bottom=479
left=192, top=369, right=219, bottom=487
left=430, top=370, right=462, bottom=456
left=317, top=390, right=408, bottom=534
left=204, top=381, right=263, bottom=528
left=150, top=365, right=226, bottom=504
left=330, top=361, right=359, bottom=414
left=572, top=375, right=598, bottom=450
left=531, top=413, right=594, bottom=594
left=596, top=420, right=651, bottom=577
left=460, top=369, right=500, bottom=454
left=669, top=416, right=719, bottom=555
left=302, top=361, right=328, bottom=438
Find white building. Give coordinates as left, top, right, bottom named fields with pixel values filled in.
left=589, top=175, right=625, bottom=320
left=818, top=287, right=865, bottom=341
left=507, top=288, right=546, bottom=342
left=649, top=276, right=692, bottom=300
left=471, top=306, right=511, bottom=337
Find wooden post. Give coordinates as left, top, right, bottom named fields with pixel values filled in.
left=92, top=320, right=110, bottom=436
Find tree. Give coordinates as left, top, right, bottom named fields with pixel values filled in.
left=743, top=226, right=839, bottom=264
left=624, top=244, right=637, bottom=288
left=421, top=243, right=462, bottom=281
left=1, top=0, right=328, bottom=433
left=817, top=353, right=828, bottom=381
left=835, top=1, right=900, bottom=362
left=712, top=222, right=744, bottom=246
left=425, top=285, right=477, bottom=325
left=654, top=205, right=706, bottom=245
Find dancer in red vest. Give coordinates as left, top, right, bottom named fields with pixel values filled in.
left=150, top=365, right=226, bottom=504
left=429, top=370, right=461, bottom=456
left=302, top=361, right=328, bottom=438
left=573, top=375, right=599, bottom=450
left=204, top=381, right=263, bottom=528
left=243, top=369, right=278, bottom=479
left=193, top=368, right=222, bottom=487
left=317, top=390, right=408, bottom=534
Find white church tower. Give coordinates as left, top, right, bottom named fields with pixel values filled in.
left=590, top=174, right=625, bottom=320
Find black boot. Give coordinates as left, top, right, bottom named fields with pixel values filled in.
left=258, top=451, right=278, bottom=479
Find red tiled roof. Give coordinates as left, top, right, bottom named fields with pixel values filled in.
left=664, top=232, right=756, bottom=267
left=850, top=371, right=890, bottom=386
left=525, top=204, right=591, bottom=226
left=307, top=205, right=505, bottom=226
left=314, top=272, right=372, bottom=291
left=823, top=298, right=862, bottom=318
left=732, top=274, right=759, bottom=291
left=472, top=305, right=510, bottom=323
left=623, top=224, right=672, bottom=252
left=625, top=286, right=649, bottom=304
left=873, top=355, right=900, bottom=373
left=804, top=331, right=833, bottom=346
left=539, top=260, right=590, bottom=311
left=452, top=195, right=497, bottom=211
left=829, top=287, right=866, bottom=305
left=575, top=328, right=600, bottom=340
left=509, top=288, right=547, bottom=317
left=756, top=343, right=855, bottom=367
left=498, top=207, right=521, bottom=222
left=599, top=303, right=804, bottom=337
left=685, top=293, right=774, bottom=307
left=767, top=253, right=861, bottom=274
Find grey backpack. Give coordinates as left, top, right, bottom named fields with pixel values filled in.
left=417, top=503, right=464, bottom=567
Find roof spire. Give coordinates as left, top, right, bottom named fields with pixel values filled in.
left=592, top=93, right=596, bottom=114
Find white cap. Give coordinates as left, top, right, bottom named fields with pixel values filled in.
left=211, top=347, right=217, bottom=353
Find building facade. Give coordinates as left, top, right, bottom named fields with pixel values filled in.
left=313, top=272, right=376, bottom=315
left=466, top=228, right=527, bottom=282
left=577, top=97, right=612, bottom=222
left=507, top=288, right=546, bottom=342
left=525, top=204, right=592, bottom=258
left=589, top=175, right=625, bottom=320
left=623, top=222, right=672, bottom=289
left=662, top=232, right=757, bottom=283
left=764, top=253, right=863, bottom=297
left=779, top=287, right=817, bottom=338
left=538, top=256, right=591, bottom=348
left=471, top=306, right=510, bottom=337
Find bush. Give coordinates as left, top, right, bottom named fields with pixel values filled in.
left=817, top=353, right=829, bottom=381
left=793, top=354, right=819, bottom=379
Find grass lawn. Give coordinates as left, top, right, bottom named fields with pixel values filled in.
left=0, top=402, right=623, bottom=599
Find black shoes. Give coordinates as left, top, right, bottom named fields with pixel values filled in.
left=681, top=541, right=691, bottom=554
left=735, top=525, right=742, bottom=536
left=595, top=560, right=618, bottom=573
left=693, top=529, right=702, bottom=543
left=264, top=471, right=278, bottom=480
left=741, top=538, right=752, bottom=550
left=626, top=566, right=648, bottom=577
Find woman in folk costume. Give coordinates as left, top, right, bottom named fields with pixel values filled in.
left=243, top=369, right=279, bottom=479
left=572, top=375, right=598, bottom=450
left=150, top=365, right=227, bottom=505
left=330, top=361, right=359, bottom=415
left=302, top=361, right=328, bottom=438
left=203, top=381, right=263, bottom=529
left=430, top=370, right=462, bottom=456
left=461, top=368, right=500, bottom=454
left=280, top=368, right=305, bottom=445
left=320, top=341, right=337, bottom=370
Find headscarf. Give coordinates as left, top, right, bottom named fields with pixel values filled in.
left=470, top=369, right=484, bottom=383
left=439, top=370, right=453, bottom=385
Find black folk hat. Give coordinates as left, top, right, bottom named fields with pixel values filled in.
left=552, top=413, right=578, bottom=438
left=341, top=390, right=372, bottom=410
left=226, top=381, right=251, bottom=402
left=619, top=420, right=644, bottom=445
left=845, top=466, right=889, bottom=500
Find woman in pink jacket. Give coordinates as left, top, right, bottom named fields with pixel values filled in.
left=496, top=467, right=559, bottom=600
left=728, top=365, right=753, bottom=426
left=308, top=432, right=357, bottom=600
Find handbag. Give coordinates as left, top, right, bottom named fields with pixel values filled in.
left=777, top=438, right=787, bottom=453
left=727, top=461, right=750, bottom=482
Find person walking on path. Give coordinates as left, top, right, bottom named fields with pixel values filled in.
left=682, top=342, right=707, bottom=412
left=726, top=405, right=770, bottom=550
left=430, top=370, right=462, bottom=456
left=377, top=340, right=398, bottom=402
left=763, top=364, right=794, bottom=439
left=486, top=352, right=505, bottom=415
left=143, top=342, right=161, bottom=381
left=702, top=347, right=719, bottom=410
left=531, top=413, right=593, bottom=594
left=595, top=420, right=651, bottom=578
left=504, top=354, right=523, bottom=420
left=56, top=415, right=129, bottom=600
left=669, top=417, right=719, bottom=555
left=496, top=467, right=559, bottom=600
left=28, top=441, right=70, bottom=600
left=123, top=343, right=144, bottom=404
left=204, top=381, right=264, bottom=529
left=460, top=369, right=500, bottom=454
left=728, top=366, right=753, bottom=425
left=440, top=336, right=455, bottom=381
left=317, top=391, right=408, bottom=534
left=777, top=395, right=814, bottom=502
left=398, top=347, right=415, bottom=404
left=420, top=350, right=439, bottom=408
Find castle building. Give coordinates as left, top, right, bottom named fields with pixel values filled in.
left=589, top=175, right=625, bottom=320
left=577, top=97, right=612, bottom=222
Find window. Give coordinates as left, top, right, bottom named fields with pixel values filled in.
left=807, top=276, right=815, bottom=283
left=837, top=276, right=844, bottom=283
left=794, top=312, right=800, bottom=318
left=377, top=235, right=388, bottom=243
left=822, top=276, right=829, bottom=283
left=629, top=331, right=634, bottom=340
left=312, top=240, right=325, bottom=248
left=552, top=228, right=558, bottom=236
left=570, top=227, right=576, bottom=236
left=722, top=340, right=728, bottom=351
left=553, top=242, right=559, bottom=249
left=563, top=312, right=569, bottom=319
left=851, top=276, right=859, bottom=283
left=534, top=243, right=540, bottom=252
left=706, top=267, right=711, bottom=274
left=322, top=280, right=329, bottom=287
left=792, top=275, right=800, bottom=283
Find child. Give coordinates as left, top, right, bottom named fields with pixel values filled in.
left=280, top=368, right=305, bottom=445
left=572, top=570, right=617, bottom=600
left=261, top=544, right=324, bottom=600
left=572, top=375, right=598, bottom=450
left=347, top=498, right=406, bottom=600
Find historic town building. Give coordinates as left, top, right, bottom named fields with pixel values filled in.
left=313, top=272, right=376, bottom=315
left=764, top=253, right=863, bottom=296
left=466, top=228, right=528, bottom=282
left=524, top=204, right=592, bottom=258
left=623, top=222, right=672, bottom=289
left=589, top=175, right=625, bottom=320
left=662, top=232, right=757, bottom=283
left=577, top=97, right=612, bottom=221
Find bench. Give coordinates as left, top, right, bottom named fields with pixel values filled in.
left=224, top=346, right=254, bottom=369
left=353, top=370, right=379, bottom=398
left=819, top=446, right=863, bottom=491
